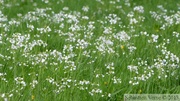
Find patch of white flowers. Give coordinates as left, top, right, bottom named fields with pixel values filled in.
left=1, top=0, right=180, bottom=100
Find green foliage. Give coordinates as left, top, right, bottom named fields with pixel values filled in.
left=0, top=0, right=180, bottom=101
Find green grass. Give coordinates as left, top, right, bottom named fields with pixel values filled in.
left=0, top=0, right=180, bottom=101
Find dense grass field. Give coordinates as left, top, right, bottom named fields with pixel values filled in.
left=0, top=0, right=180, bottom=101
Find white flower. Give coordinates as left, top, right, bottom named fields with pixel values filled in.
left=63, top=7, right=69, bottom=11
left=127, top=65, right=138, bottom=72
left=82, top=6, right=89, bottom=12
left=128, top=46, right=137, bottom=53
left=151, top=34, right=159, bottom=42
left=130, top=18, right=138, bottom=24
left=108, top=93, right=111, bottom=97
left=134, top=6, right=144, bottom=13
left=114, top=31, right=130, bottom=41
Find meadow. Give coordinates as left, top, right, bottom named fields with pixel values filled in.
left=0, top=0, right=180, bottom=101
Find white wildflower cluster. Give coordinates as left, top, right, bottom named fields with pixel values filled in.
left=89, top=88, right=102, bottom=96
left=25, top=40, right=47, bottom=52
left=0, top=11, right=7, bottom=22
left=28, top=52, right=49, bottom=66
left=148, top=34, right=159, bottom=43
left=76, top=39, right=89, bottom=49
left=50, top=49, right=63, bottom=63
left=14, top=77, right=26, bottom=87
left=128, top=59, right=155, bottom=85
left=7, top=33, right=30, bottom=50
left=23, top=49, right=63, bottom=67
left=172, top=31, right=180, bottom=42
left=69, top=24, right=81, bottom=31
left=95, top=36, right=115, bottom=54
left=172, top=31, right=179, bottom=37
left=0, top=34, right=4, bottom=44
left=42, top=0, right=49, bottom=4
left=51, top=11, right=65, bottom=23
left=0, top=72, right=7, bottom=82
left=37, top=26, right=51, bottom=34
left=46, top=77, right=65, bottom=93
left=140, top=31, right=149, bottom=36
left=63, top=60, right=76, bottom=71
left=76, top=80, right=90, bottom=90
left=133, top=6, right=144, bottom=13
left=127, top=11, right=145, bottom=25
left=129, top=38, right=180, bottom=85
left=87, top=21, right=95, bottom=31
left=23, top=8, right=51, bottom=22
left=128, top=45, right=137, bottom=53
left=35, top=8, right=51, bottom=18
left=105, top=62, right=115, bottom=75
left=155, top=43, right=179, bottom=70
left=27, top=24, right=34, bottom=32
left=8, top=19, right=20, bottom=26
left=124, top=0, right=130, bottom=7
left=12, top=77, right=27, bottom=97
left=23, top=12, right=39, bottom=22
left=82, top=15, right=89, bottom=20
left=0, top=0, right=4, bottom=4
left=82, top=6, right=89, bottom=12
left=1, top=0, right=180, bottom=100
left=7, top=33, right=47, bottom=53
left=95, top=73, right=105, bottom=78
left=46, top=76, right=111, bottom=97
left=1, top=93, right=8, bottom=101
left=113, top=31, right=130, bottom=41
left=150, top=6, right=180, bottom=30
left=127, top=65, right=138, bottom=72
left=105, top=14, right=121, bottom=24
left=149, top=11, right=164, bottom=22
left=112, top=76, right=121, bottom=84
left=63, top=7, right=69, bottom=11
left=30, top=80, right=38, bottom=89
left=103, top=27, right=112, bottom=34
left=157, top=5, right=167, bottom=13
